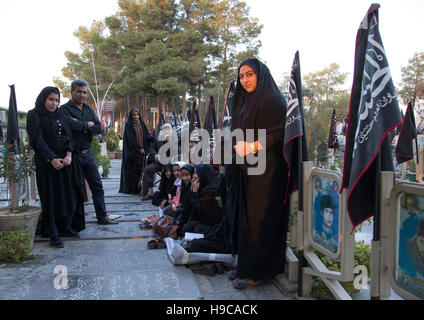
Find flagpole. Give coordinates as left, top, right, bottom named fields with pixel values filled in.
left=371, top=150, right=381, bottom=300
left=297, top=137, right=304, bottom=297
left=412, top=103, right=419, bottom=165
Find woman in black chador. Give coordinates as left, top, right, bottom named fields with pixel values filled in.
left=228, top=58, right=289, bottom=290
left=27, top=87, right=79, bottom=248
left=119, top=107, right=150, bottom=194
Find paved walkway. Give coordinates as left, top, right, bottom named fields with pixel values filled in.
left=0, top=159, right=293, bottom=300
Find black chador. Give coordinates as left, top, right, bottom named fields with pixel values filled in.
left=191, top=59, right=289, bottom=282
left=26, top=87, right=79, bottom=238
left=119, top=107, right=150, bottom=194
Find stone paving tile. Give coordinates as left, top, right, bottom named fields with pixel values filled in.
left=0, top=239, right=202, bottom=300
left=193, top=273, right=290, bottom=300
left=84, top=202, right=156, bottom=213
left=35, top=221, right=154, bottom=241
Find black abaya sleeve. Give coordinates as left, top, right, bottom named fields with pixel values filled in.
left=256, top=95, right=286, bottom=150
left=26, top=111, right=58, bottom=162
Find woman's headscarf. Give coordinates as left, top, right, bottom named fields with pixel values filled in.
left=181, top=163, right=195, bottom=177
left=159, top=163, right=175, bottom=193
left=35, top=86, right=61, bottom=118
left=232, top=58, right=284, bottom=134
left=124, top=107, right=149, bottom=151
left=195, top=163, right=220, bottom=192
left=173, top=161, right=186, bottom=186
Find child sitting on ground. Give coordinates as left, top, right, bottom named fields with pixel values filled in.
left=152, top=163, right=176, bottom=207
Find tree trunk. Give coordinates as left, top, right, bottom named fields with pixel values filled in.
left=182, top=92, right=187, bottom=122
left=161, top=95, right=166, bottom=122
left=197, top=84, right=202, bottom=126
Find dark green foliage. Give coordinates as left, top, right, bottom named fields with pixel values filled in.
left=0, top=231, right=34, bottom=263
left=55, top=0, right=263, bottom=121
left=309, top=241, right=371, bottom=300
left=105, top=128, right=120, bottom=152
left=91, top=136, right=112, bottom=178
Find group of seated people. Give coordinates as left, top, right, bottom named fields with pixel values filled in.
left=146, top=160, right=226, bottom=239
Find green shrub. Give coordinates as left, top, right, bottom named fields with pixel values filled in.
left=105, top=128, right=120, bottom=152
left=98, top=155, right=112, bottom=178
left=91, top=135, right=102, bottom=161
left=91, top=137, right=111, bottom=177
left=309, top=241, right=371, bottom=300
left=0, top=231, right=34, bottom=263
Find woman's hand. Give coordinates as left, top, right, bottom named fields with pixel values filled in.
left=63, top=153, right=72, bottom=166
left=234, top=141, right=263, bottom=157
left=140, top=148, right=145, bottom=155
left=191, top=177, right=199, bottom=192
left=51, top=158, right=64, bottom=170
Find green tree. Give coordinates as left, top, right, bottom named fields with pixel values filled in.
left=211, top=0, right=263, bottom=115
left=55, top=0, right=263, bottom=124
left=398, top=51, right=424, bottom=117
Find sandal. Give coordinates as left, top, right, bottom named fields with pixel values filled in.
left=139, top=221, right=152, bottom=230
left=190, top=262, right=217, bottom=277
left=214, top=262, right=226, bottom=274
left=147, top=239, right=167, bottom=250
left=233, top=278, right=263, bottom=291
left=156, top=239, right=166, bottom=249
left=147, top=240, right=157, bottom=249
left=227, top=269, right=238, bottom=280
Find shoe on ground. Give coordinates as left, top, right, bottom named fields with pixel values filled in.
left=142, top=193, right=153, bottom=201
left=227, top=269, right=238, bottom=280
left=50, top=237, right=64, bottom=248
left=59, top=229, right=80, bottom=238
left=97, top=216, right=119, bottom=225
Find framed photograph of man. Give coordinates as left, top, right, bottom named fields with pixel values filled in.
left=308, top=169, right=342, bottom=258
left=391, top=185, right=424, bottom=300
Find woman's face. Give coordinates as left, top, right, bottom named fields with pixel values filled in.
left=132, top=110, right=140, bottom=121
left=165, top=169, right=172, bottom=179
left=239, top=64, right=257, bottom=93
left=173, top=165, right=181, bottom=179
left=181, top=169, right=192, bottom=186
left=45, top=93, right=60, bottom=112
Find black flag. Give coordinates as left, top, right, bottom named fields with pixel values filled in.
left=341, top=4, right=403, bottom=231
left=220, top=81, right=236, bottom=130
left=204, top=96, right=217, bottom=135
left=204, top=96, right=218, bottom=161
left=395, top=102, right=417, bottom=164
left=156, top=107, right=166, bottom=136
left=7, top=84, right=20, bottom=152
left=189, top=100, right=201, bottom=141
left=328, top=109, right=339, bottom=149
left=283, top=51, right=308, bottom=204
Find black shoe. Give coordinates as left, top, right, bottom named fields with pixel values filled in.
left=50, top=237, right=64, bottom=248
left=97, top=216, right=119, bottom=225
left=142, top=194, right=153, bottom=201
left=59, top=229, right=80, bottom=239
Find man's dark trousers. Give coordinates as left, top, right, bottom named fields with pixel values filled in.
left=78, top=150, right=107, bottom=220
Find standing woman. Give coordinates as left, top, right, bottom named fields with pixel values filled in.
left=119, top=107, right=150, bottom=194
left=26, top=87, right=78, bottom=248
left=230, top=58, right=289, bottom=290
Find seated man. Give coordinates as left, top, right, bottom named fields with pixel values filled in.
left=142, top=123, right=177, bottom=200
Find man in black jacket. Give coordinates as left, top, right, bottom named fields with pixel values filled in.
left=59, top=79, right=118, bottom=225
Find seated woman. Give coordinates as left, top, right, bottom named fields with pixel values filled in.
left=151, top=163, right=176, bottom=207
left=172, top=163, right=195, bottom=222
left=161, top=161, right=185, bottom=216
left=178, top=164, right=224, bottom=237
